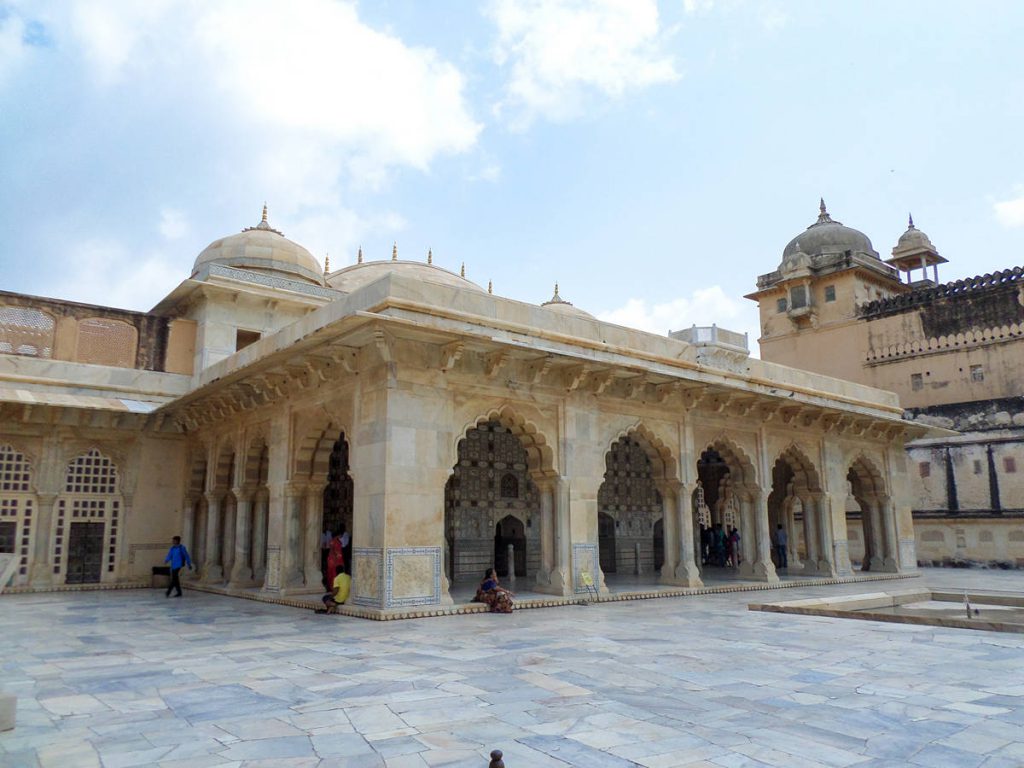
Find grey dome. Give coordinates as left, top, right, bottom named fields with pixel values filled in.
left=781, top=200, right=878, bottom=263
left=895, top=215, right=936, bottom=251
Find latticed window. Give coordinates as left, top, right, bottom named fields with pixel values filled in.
left=65, top=449, right=118, bottom=493
left=75, top=317, right=137, bottom=368
left=0, top=444, right=32, bottom=492
left=0, top=445, right=34, bottom=578
left=0, top=306, right=55, bottom=357
left=499, top=473, right=519, bottom=499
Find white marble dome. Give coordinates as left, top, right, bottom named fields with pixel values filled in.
left=192, top=207, right=325, bottom=286
left=327, top=251, right=484, bottom=294
left=540, top=284, right=594, bottom=318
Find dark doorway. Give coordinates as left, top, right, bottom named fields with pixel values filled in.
left=66, top=522, right=104, bottom=584
left=598, top=512, right=617, bottom=574
left=323, top=435, right=354, bottom=574
left=653, top=518, right=664, bottom=572
left=494, top=515, right=526, bottom=577
left=0, top=521, right=15, bottom=554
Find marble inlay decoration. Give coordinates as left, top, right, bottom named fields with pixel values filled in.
left=385, top=546, right=440, bottom=608
left=572, top=542, right=599, bottom=594
left=352, top=547, right=383, bottom=607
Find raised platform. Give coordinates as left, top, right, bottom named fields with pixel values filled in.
left=750, top=587, right=1024, bottom=633
left=185, top=569, right=921, bottom=620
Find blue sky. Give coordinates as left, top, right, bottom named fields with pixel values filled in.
left=2, top=0, right=1023, bottom=351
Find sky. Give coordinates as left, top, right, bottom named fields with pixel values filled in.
left=2, top=0, right=1023, bottom=353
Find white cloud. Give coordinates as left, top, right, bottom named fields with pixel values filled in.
left=488, top=0, right=678, bottom=126
left=994, top=190, right=1024, bottom=228
left=0, top=10, right=29, bottom=85
left=158, top=208, right=189, bottom=240
left=51, top=238, right=186, bottom=311
left=598, top=285, right=761, bottom=354
left=7, top=0, right=483, bottom=307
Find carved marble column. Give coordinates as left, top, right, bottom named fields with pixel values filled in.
left=546, top=476, right=572, bottom=595
left=800, top=493, right=819, bottom=575
left=228, top=488, right=254, bottom=588
left=283, top=483, right=305, bottom=588
left=659, top=485, right=678, bottom=580
left=740, top=490, right=778, bottom=582
left=181, top=496, right=195, bottom=555
left=537, top=482, right=554, bottom=586
left=670, top=482, right=702, bottom=587
left=251, top=492, right=268, bottom=585
left=736, top=492, right=757, bottom=576
left=303, top=484, right=325, bottom=589
left=879, top=495, right=900, bottom=572
left=202, top=492, right=223, bottom=582
left=865, top=496, right=885, bottom=572
left=784, top=497, right=803, bottom=571
left=221, top=495, right=235, bottom=581
left=29, top=493, right=58, bottom=588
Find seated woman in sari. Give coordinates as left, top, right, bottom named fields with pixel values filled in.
left=474, top=568, right=514, bottom=613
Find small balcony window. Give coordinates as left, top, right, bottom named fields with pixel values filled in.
left=824, top=285, right=836, bottom=302
left=776, top=298, right=787, bottom=313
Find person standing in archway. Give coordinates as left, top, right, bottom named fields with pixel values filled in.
left=775, top=524, right=788, bottom=569
left=326, top=530, right=345, bottom=586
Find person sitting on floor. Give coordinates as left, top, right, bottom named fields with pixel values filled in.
left=474, top=567, right=514, bottom=613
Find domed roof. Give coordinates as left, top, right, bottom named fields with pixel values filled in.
left=895, top=214, right=936, bottom=251
left=326, top=246, right=485, bottom=294
left=781, top=199, right=879, bottom=265
left=540, top=284, right=594, bottom=318
left=193, top=206, right=325, bottom=286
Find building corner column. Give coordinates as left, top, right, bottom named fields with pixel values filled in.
left=202, top=492, right=223, bottom=583
left=669, top=482, right=702, bottom=587
left=227, top=487, right=255, bottom=588
left=29, top=493, right=59, bottom=588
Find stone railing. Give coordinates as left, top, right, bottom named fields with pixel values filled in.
left=865, top=322, right=1024, bottom=363
left=860, top=266, right=1024, bottom=319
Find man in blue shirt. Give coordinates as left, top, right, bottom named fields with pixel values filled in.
left=164, top=536, right=193, bottom=597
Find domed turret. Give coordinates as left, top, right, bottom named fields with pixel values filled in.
left=192, top=205, right=325, bottom=286
left=886, top=213, right=947, bottom=284
left=780, top=199, right=879, bottom=271
left=540, top=283, right=594, bottom=318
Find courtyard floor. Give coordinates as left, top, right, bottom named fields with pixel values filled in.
left=2, top=569, right=1023, bottom=768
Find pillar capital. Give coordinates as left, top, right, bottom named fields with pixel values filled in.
left=36, top=492, right=58, bottom=506
left=203, top=490, right=222, bottom=505
left=232, top=486, right=253, bottom=503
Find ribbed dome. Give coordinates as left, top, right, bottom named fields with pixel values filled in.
left=193, top=206, right=324, bottom=286
left=540, top=284, right=594, bottom=318
left=327, top=251, right=485, bottom=294
left=781, top=199, right=878, bottom=264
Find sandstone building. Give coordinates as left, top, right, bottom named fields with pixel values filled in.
left=1, top=207, right=927, bottom=613
left=747, top=201, right=1024, bottom=566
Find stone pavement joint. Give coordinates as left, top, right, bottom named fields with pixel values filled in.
left=0, top=569, right=1022, bottom=767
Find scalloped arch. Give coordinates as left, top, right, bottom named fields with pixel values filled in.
left=774, top=443, right=822, bottom=491
left=701, top=435, right=757, bottom=487
left=455, top=404, right=556, bottom=479
left=848, top=453, right=886, bottom=498
left=293, top=422, right=349, bottom=481
left=603, top=420, right=679, bottom=485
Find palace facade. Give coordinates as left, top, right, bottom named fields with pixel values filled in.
left=0, top=207, right=926, bottom=613
left=748, top=201, right=1024, bottom=566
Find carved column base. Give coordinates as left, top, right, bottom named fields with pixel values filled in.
left=664, top=562, right=702, bottom=588
left=740, top=559, right=779, bottom=582
left=202, top=565, right=224, bottom=583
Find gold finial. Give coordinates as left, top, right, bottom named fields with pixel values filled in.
left=392, top=242, right=398, bottom=261
left=460, top=262, right=466, bottom=277
left=427, top=248, right=433, bottom=265
left=261, top=202, right=268, bottom=224
left=488, top=279, right=493, bottom=294
left=324, top=253, right=330, bottom=274
left=357, top=246, right=363, bottom=264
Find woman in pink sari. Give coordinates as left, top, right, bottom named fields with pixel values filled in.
left=326, top=532, right=345, bottom=586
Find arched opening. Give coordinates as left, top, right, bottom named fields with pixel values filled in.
left=494, top=514, right=527, bottom=577
left=768, top=446, right=827, bottom=575
left=59, top=448, right=120, bottom=585
left=444, top=420, right=540, bottom=587
left=694, top=440, right=760, bottom=577
left=847, top=457, right=893, bottom=572
left=322, top=434, right=353, bottom=584
left=597, top=435, right=663, bottom=577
